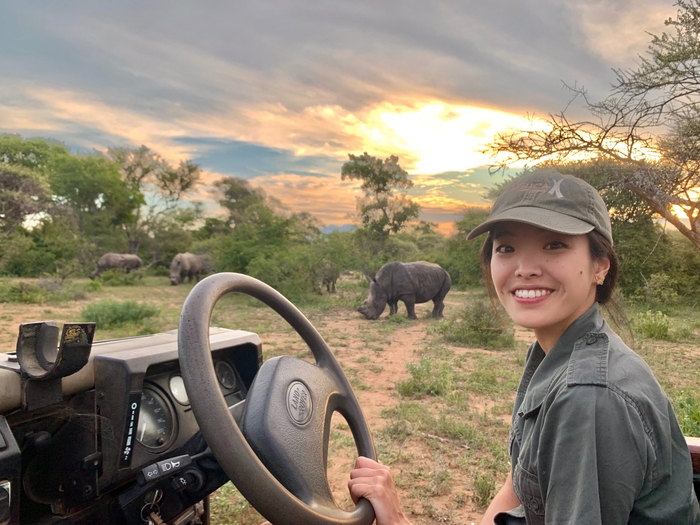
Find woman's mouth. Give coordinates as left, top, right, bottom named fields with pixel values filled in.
left=513, top=289, right=552, bottom=299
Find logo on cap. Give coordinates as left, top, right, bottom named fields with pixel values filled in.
left=547, top=178, right=564, bottom=198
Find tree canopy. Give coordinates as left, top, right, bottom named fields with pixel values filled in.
left=487, top=0, right=700, bottom=250
left=341, top=152, right=420, bottom=240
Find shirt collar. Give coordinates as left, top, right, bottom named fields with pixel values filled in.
left=518, top=303, right=606, bottom=416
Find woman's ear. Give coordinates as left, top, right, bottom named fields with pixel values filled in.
left=593, top=257, right=611, bottom=285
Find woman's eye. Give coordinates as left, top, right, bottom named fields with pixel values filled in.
left=545, top=241, right=567, bottom=250
left=494, top=244, right=513, bottom=253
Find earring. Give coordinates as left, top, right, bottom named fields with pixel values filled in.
left=596, top=275, right=606, bottom=286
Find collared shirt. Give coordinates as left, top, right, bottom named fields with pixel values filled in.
left=505, top=303, right=700, bottom=525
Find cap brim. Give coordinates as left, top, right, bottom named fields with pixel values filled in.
left=466, top=207, right=595, bottom=240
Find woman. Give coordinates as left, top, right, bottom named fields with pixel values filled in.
left=348, top=170, right=700, bottom=525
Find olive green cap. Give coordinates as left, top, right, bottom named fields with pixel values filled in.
left=467, top=170, right=613, bottom=245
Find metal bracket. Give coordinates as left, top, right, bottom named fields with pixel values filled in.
left=14, top=322, right=95, bottom=411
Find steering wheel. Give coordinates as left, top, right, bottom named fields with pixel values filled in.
left=178, top=273, right=376, bottom=525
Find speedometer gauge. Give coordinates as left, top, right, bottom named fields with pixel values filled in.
left=137, top=384, right=176, bottom=451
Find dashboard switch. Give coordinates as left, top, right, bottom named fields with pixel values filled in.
left=171, top=468, right=205, bottom=492
left=138, top=455, right=193, bottom=486
left=156, top=454, right=191, bottom=475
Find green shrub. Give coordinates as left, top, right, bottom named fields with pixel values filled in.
left=397, top=356, right=453, bottom=397
left=643, top=273, right=680, bottom=310
left=86, top=280, right=103, bottom=292
left=673, top=392, right=700, bottom=437
left=0, top=281, right=47, bottom=303
left=634, top=310, right=670, bottom=340
left=472, top=472, right=497, bottom=508
left=98, top=268, right=144, bottom=286
left=80, top=300, right=159, bottom=328
left=436, top=298, right=515, bottom=349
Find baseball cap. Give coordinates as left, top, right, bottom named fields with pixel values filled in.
left=467, top=170, right=613, bottom=245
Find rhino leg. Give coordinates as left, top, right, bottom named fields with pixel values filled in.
left=403, top=299, right=417, bottom=320
left=430, top=276, right=451, bottom=318
left=431, top=300, right=445, bottom=318
left=388, top=301, right=398, bottom=316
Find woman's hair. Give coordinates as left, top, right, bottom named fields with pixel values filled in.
left=478, top=229, right=619, bottom=305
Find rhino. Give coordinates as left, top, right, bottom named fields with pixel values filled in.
left=169, top=253, right=211, bottom=285
left=313, top=261, right=340, bottom=294
left=89, top=253, right=143, bottom=279
left=357, top=261, right=451, bottom=320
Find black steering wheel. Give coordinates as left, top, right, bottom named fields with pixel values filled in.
left=178, top=272, right=376, bottom=525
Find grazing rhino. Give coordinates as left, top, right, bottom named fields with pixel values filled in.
left=357, top=261, right=451, bottom=320
left=169, top=253, right=211, bottom=285
left=89, top=253, right=143, bottom=279
left=313, top=261, right=340, bottom=294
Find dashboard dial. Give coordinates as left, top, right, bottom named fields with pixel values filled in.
left=215, top=360, right=237, bottom=390
left=137, top=385, right=176, bottom=450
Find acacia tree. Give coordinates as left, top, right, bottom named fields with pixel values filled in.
left=341, top=152, right=420, bottom=240
left=488, top=0, right=700, bottom=250
left=213, top=176, right=267, bottom=228
left=105, top=146, right=201, bottom=254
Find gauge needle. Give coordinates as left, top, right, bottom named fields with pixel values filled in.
left=140, top=422, right=147, bottom=441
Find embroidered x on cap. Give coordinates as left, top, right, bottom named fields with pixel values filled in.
left=467, top=170, right=613, bottom=245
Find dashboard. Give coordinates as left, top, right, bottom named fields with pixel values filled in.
left=0, top=326, right=262, bottom=524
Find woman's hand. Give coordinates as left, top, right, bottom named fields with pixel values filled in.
left=348, top=456, right=412, bottom=525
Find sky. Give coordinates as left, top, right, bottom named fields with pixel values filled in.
left=0, top=0, right=679, bottom=234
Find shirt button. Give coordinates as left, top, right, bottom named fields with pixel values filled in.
left=586, top=335, right=597, bottom=345
left=530, top=498, right=540, bottom=511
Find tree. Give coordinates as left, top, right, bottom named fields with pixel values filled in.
left=0, top=134, right=69, bottom=173
left=487, top=0, right=700, bottom=250
left=49, top=155, right=140, bottom=241
left=341, top=153, right=420, bottom=240
left=0, top=164, right=53, bottom=243
left=105, top=146, right=201, bottom=254
left=213, top=177, right=267, bottom=227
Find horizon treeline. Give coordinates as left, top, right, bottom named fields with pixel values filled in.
left=1, top=134, right=699, bottom=305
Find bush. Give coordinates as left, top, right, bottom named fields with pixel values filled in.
left=246, top=248, right=319, bottom=303
left=673, top=392, right=700, bottom=437
left=0, top=281, right=47, bottom=303
left=80, top=300, right=159, bottom=328
left=472, top=472, right=497, bottom=508
left=397, top=356, right=453, bottom=397
left=642, top=273, right=680, bottom=310
left=634, top=310, right=670, bottom=340
left=436, top=298, right=515, bottom=349
left=98, top=268, right=144, bottom=286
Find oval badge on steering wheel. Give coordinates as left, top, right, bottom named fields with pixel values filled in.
left=286, top=381, right=313, bottom=426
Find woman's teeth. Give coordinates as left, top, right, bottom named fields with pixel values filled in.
left=514, top=289, right=551, bottom=299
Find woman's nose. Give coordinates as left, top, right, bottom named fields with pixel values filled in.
left=514, top=256, right=542, bottom=278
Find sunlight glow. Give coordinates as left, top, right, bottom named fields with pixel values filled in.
left=346, top=101, right=549, bottom=173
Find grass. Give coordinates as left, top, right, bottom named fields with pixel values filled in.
left=80, top=299, right=159, bottom=328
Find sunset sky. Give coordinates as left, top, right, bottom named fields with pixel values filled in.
left=0, top=1, right=678, bottom=234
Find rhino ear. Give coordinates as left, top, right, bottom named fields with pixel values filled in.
left=362, top=270, right=376, bottom=284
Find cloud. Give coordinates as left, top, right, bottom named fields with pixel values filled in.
left=0, top=0, right=676, bottom=236
left=571, top=0, right=677, bottom=64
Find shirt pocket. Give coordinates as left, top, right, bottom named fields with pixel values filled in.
left=513, top=462, right=545, bottom=518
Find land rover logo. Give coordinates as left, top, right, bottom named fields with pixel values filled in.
left=286, top=381, right=312, bottom=425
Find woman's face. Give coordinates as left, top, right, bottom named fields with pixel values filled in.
left=490, top=222, right=610, bottom=351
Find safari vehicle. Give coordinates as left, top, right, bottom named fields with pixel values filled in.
left=0, top=273, right=376, bottom=525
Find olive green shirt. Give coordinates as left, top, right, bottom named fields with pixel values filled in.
left=504, top=303, right=700, bottom=525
